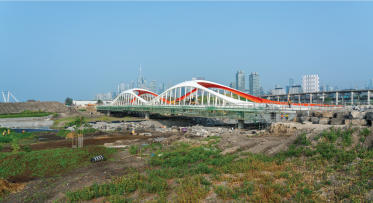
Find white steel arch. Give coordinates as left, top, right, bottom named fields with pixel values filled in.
left=111, top=88, right=157, bottom=106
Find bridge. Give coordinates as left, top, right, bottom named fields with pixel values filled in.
left=96, top=80, right=340, bottom=129
left=260, top=89, right=373, bottom=106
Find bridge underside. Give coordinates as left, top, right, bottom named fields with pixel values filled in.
left=96, top=105, right=297, bottom=128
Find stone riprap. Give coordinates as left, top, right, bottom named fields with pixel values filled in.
left=293, top=107, right=373, bottom=126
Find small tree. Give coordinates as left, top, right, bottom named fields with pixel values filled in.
left=11, top=135, right=20, bottom=154
left=73, top=116, right=86, bottom=148
left=65, top=97, right=73, bottom=106
left=97, top=100, right=103, bottom=105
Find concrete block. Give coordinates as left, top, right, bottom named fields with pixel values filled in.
left=349, top=111, right=364, bottom=119
left=330, top=118, right=344, bottom=125
left=335, top=111, right=349, bottom=119
left=319, top=118, right=330, bottom=125
left=351, top=119, right=367, bottom=126
left=313, top=110, right=323, bottom=117
left=296, top=110, right=309, bottom=117
left=366, top=112, right=373, bottom=121
left=323, top=111, right=333, bottom=118
left=345, top=119, right=351, bottom=125
left=311, top=117, right=320, bottom=124
left=300, top=117, right=309, bottom=123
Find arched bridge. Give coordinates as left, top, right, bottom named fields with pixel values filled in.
left=96, top=80, right=340, bottom=128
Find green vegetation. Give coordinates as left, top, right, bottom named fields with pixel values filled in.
left=0, top=130, right=35, bottom=144
left=65, top=97, right=73, bottom=106
left=0, top=146, right=117, bottom=179
left=64, top=126, right=373, bottom=202
left=0, top=110, right=53, bottom=118
left=129, top=145, right=138, bottom=155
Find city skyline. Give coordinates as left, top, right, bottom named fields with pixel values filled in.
left=1, top=2, right=373, bottom=102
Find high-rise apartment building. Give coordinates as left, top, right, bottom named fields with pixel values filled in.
left=159, top=84, right=164, bottom=94
left=127, top=84, right=130, bottom=90
left=259, top=87, right=265, bottom=96
left=120, top=82, right=125, bottom=92
left=230, top=82, right=236, bottom=89
left=130, top=81, right=134, bottom=89
left=370, top=79, right=373, bottom=89
left=289, top=85, right=302, bottom=94
left=149, top=80, right=157, bottom=93
left=236, top=71, right=245, bottom=92
left=289, top=78, right=294, bottom=86
left=302, top=75, right=319, bottom=93
left=249, top=72, right=260, bottom=96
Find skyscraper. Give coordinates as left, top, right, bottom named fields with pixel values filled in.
left=289, top=78, right=294, bottom=86
left=159, top=84, right=164, bottom=94
left=230, top=82, right=236, bottom=89
left=370, top=79, right=373, bottom=89
left=236, top=71, right=245, bottom=92
left=149, top=80, right=157, bottom=93
left=197, top=77, right=205, bottom=80
left=127, top=84, right=130, bottom=90
left=249, top=72, right=260, bottom=96
left=120, top=82, right=125, bottom=92
left=130, top=81, right=134, bottom=89
left=302, top=75, right=319, bottom=93
left=137, top=65, right=147, bottom=89
left=168, top=80, right=172, bottom=89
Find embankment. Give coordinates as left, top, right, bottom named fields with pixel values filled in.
left=0, top=102, right=71, bottom=114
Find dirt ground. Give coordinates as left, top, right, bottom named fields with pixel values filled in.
left=1, top=122, right=343, bottom=203
left=1, top=131, right=173, bottom=153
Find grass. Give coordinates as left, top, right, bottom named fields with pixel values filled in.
left=0, top=110, right=53, bottom=118
left=63, top=126, right=373, bottom=202
left=0, top=146, right=117, bottom=179
left=0, top=131, right=35, bottom=144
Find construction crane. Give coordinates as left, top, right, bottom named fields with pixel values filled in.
left=2, top=91, right=19, bottom=103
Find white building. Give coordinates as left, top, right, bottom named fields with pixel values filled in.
left=272, top=88, right=286, bottom=95
left=73, top=100, right=98, bottom=106
left=302, top=75, right=319, bottom=93
left=289, top=85, right=302, bottom=94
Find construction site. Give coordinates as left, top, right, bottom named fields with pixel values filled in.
left=1, top=81, right=373, bottom=202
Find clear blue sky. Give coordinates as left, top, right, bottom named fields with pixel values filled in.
left=1, top=2, right=372, bottom=102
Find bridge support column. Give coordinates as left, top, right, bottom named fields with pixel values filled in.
left=298, top=94, right=300, bottom=103
left=237, top=111, right=244, bottom=129
left=351, top=92, right=354, bottom=105
left=171, top=109, right=176, bottom=117
left=322, top=93, right=324, bottom=103
left=277, top=96, right=279, bottom=101
left=145, top=111, right=150, bottom=119
left=238, top=120, right=244, bottom=129
left=107, top=111, right=110, bottom=116
left=336, top=92, right=338, bottom=106
left=368, top=91, right=370, bottom=105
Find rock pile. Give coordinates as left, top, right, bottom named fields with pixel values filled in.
left=294, top=109, right=373, bottom=126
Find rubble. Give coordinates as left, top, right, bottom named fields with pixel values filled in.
left=293, top=107, right=373, bottom=126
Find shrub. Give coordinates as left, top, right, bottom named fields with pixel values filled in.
left=56, top=129, right=71, bottom=137
left=360, top=137, right=365, bottom=142
left=22, top=145, right=32, bottom=153
left=0, top=144, right=3, bottom=152
left=129, top=145, right=138, bottom=155
left=360, top=128, right=371, bottom=137
left=10, top=135, right=20, bottom=153
left=294, top=133, right=311, bottom=146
